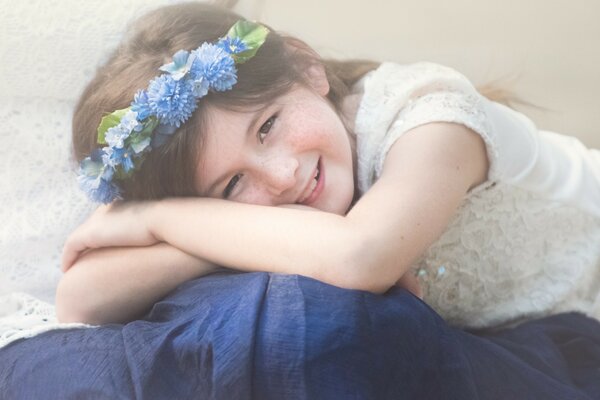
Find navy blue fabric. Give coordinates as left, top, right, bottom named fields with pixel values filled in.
left=1, top=272, right=599, bottom=399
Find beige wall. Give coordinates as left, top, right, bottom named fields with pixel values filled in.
left=237, top=0, right=600, bottom=147
left=1, top=0, right=596, bottom=146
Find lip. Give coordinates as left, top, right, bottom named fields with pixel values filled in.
left=299, top=157, right=324, bottom=206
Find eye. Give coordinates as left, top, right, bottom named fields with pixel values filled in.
left=223, top=173, right=243, bottom=199
left=258, top=115, right=276, bottom=144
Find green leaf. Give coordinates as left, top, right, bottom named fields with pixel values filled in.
left=80, top=157, right=105, bottom=177
left=127, top=117, right=158, bottom=153
left=139, top=117, right=159, bottom=136
left=97, top=108, right=130, bottom=144
left=227, top=20, right=269, bottom=64
left=130, top=137, right=152, bottom=154
left=114, top=166, right=133, bottom=180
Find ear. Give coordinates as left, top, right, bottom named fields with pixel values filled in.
left=304, top=61, right=330, bottom=96
left=284, top=38, right=330, bottom=96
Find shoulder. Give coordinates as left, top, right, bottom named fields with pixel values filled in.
left=381, top=122, right=489, bottom=193
left=353, top=61, right=492, bottom=193
left=359, top=61, right=478, bottom=100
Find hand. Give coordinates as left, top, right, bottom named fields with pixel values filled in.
left=394, top=271, right=423, bottom=299
left=61, top=201, right=158, bottom=273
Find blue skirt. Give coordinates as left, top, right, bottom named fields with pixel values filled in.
left=1, top=272, right=599, bottom=399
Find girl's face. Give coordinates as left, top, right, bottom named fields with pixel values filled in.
left=194, top=84, right=356, bottom=215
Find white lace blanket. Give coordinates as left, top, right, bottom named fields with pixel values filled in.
left=0, top=0, right=178, bottom=349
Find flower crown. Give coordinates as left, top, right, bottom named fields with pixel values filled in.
left=78, top=21, right=270, bottom=204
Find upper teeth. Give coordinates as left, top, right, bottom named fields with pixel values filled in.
left=308, top=176, right=317, bottom=192
left=300, top=166, right=320, bottom=203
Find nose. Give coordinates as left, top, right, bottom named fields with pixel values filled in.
left=258, top=154, right=299, bottom=196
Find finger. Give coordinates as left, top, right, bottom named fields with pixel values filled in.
left=395, top=272, right=423, bottom=299
left=61, top=239, right=89, bottom=273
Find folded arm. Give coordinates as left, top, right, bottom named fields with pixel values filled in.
left=56, top=243, right=218, bottom=324
left=145, top=123, right=487, bottom=292
left=62, top=122, right=488, bottom=295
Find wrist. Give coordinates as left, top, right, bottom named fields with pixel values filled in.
left=146, top=198, right=167, bottom=242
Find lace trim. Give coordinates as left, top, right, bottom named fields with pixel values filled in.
left=0, top=292, right=95, bottom=349
left=374, top=90, right=497, bottom=183
left=354, top=62, right=498, bottom=193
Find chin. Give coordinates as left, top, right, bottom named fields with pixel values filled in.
left=328, top=192, right=355, bottom=216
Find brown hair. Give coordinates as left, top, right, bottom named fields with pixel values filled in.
left=72, top=2, right=513, bottom=201
left=73, top=2, right=376, bottom=200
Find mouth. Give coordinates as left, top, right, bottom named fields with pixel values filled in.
left=298, top=157, right=324, bottom=205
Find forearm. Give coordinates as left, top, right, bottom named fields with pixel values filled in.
left=56, top=243, right=219, bottom=325
left=148, top=198, right=377, bottom=291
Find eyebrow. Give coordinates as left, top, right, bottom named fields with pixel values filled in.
left=204, top=108, right=267, bottom=197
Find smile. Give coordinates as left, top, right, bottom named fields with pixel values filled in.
left=298, top=157, right=324, bottom=205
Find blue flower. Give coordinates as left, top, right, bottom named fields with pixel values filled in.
left=78, top=173, right=121, bottom=204
left=81, top=150, right=114, bottom=181
left=78, top=155, right=120, bottom=203
left=102, top=146, right=135, bottom=173
left=105, top=125, right=129, bottom=149
left=146, top=75, right=197, bottom=127
left=189, top=43, right=237, bottom=92
left=217, top=37, right=248, bottom=55
left=159, top=50, right=192, bottom=81
left=106, top=111, right=144, bottom=150
left=131, top=90, right=152, bottom=121
left=191, top=76, right=210, bottom=98
left=120, top=110, right=143, bottom=132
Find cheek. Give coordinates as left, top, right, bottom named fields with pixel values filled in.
left=286, top=104, right=335, bottom=146
left=235, top=185, right=272, bottom=206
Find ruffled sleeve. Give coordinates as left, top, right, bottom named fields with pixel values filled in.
left=353, top=62, right=600, bottom=217
left=353, top=62, right=496, bottom=194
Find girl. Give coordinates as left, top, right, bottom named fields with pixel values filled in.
left=58, top=1, right=600, bottom=329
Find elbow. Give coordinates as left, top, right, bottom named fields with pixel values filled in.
left=337, top=268, right=394, bottom=295
left=324, top=237, right=397, bottom=295
left=55, top=267, right=102, bottom=325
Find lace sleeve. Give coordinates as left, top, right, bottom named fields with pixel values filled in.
left=355, top=62, right=497, bottom=193
left=374, top=89, right=496, bottom=182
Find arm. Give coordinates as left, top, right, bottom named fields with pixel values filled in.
left=146, top=122, right=488, bottom=292
left=56, top=243, right=218, bottom=325
left=63, top=122, right=488, bottom=294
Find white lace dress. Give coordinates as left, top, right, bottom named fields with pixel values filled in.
left=354, top=62, right=600, bottom=329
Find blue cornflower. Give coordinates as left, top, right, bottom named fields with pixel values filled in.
left=81, top=149, right=114, bottom=180
left=146, top=75, right=197, bottom=127
left=78, top=154, right=120, bottom=204
left=217, top=37, right=248, bottom=55
left=78, top=173, right=121, bottom=204
left=131, top=90, right=152, bottom=121
left=189, top=43, right=237, bottom=92
left=78, top=20, right=270, bottom=204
